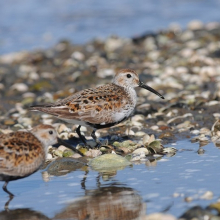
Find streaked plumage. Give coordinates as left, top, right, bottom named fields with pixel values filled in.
left=0, top=124, right=58, bottom=197
left=30, top=69, right=164, bottom=147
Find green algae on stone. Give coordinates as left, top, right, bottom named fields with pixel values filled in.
left=63, top=149, right=74, bottom=157
left=88, top=154, right=132, bottom=172
left=113, top=140, right=138, bottom=152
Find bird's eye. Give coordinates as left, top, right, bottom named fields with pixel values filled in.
left=127, top=74, right=131, bottom=78
left=49, top=130, right=53, bottom=135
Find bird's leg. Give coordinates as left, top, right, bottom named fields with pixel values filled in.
left=76, top=125, right=89, bottom=147
left=4, top=195, right=14, bottom=211
left=91, top=129, right=102, bottom=148
left=3, top=182, right=14, bottom=197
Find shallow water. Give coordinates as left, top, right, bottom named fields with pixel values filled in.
left=1, top=0, right=220, bottom=54
left=0, top=139, right=219, bottom=219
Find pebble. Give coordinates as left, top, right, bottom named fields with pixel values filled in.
left=88, top=154, right=131, bottom=172
left=85, top=149, right=102, bottom=158
left=200, top=191, right=213, bottom=200
left=10, top=83, right=28, bottom=92
left=132, top=148, right=149, bottom=156
left=143, top=213, right=177, bottom=220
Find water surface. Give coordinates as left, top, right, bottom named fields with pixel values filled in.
left=1, top=0, right=220, bottom=54
left=0, top=139, right=219, bottom=219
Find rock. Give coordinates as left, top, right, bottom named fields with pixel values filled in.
left=144, top=213, right=177, bottom=220
left=63, top=149, right=74, bottom=157
left=84, top=149, right=102, bottom=157
left=46, top=157, right=87, bottom=176
left=113, top=140, right=138, bottom=152
left=200, top=191, right=213, bottom=200
left=10, top=83, right=28, bottom=92
left=71, top=153, right=82, bottom=158
left=58, top=145, right=69, bottom=152
left=58, top=124, right=71, bottom=134
left=88, top=154, right=131, bottom=172
left=54, top=149, right=63, bottom=157
left=148, top=140, right=163, bottom=154
left=187, top=20, right=204, bottom=30
left=71, top=51, right=85, bottom=61
left=132, top=148, right=149, bottom=156
left=179, top=206, right=214, bottom=219
left=46, top=153, right=53, bottom=160
left=163, top=147, right=177, bottom=155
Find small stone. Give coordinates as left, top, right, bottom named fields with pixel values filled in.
left=88, top=154, right=131, bottom=172
left=191, top=130, right=200, bottom=135
left=10, top=83, right=28, bottom=92
left=46, top=153, right=53, bottom=160
left=58, top=132, right=69, bottom=140
left=58, top=124, right=71, bottom=134
left=85, top=149, right=102, bottom=158
left=143, top=134, right=151, bottom=145
left=132, top=148, right=149, bottom=156
left=58, top=145, right=69, bottom=152
left=197, top=148, right=205, bottom=154
left=184, top=196, right=193, bottom=202
left=63, top=149, right=74, bottom=157
left=54, top=150, right=63, bottom=157
left=187, top=20, right=204, bottom=30
left=200, top=191, right=213, bottom=200
left=150, top=125, right=159, bottom=131
left=4, top=119, right=15, bottom=126
left=71, top=51, right=85, bottom=61
left=135, top=131, right=145, bottom=137
left=71, top=153, right=82, bottom=158
left=144, top=213, right=177, bottom=220
left=125, top=128, right=135, bottom=135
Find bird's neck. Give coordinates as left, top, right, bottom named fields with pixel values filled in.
left=123, top=86, right=137, bottom=106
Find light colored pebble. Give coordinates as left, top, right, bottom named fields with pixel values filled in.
left=71, top=153, right=82, bottom=158
left=132, top=148, right=149, bottom=156
left=10, top=83, right=28, bottom=92
left=200, top=191, right=213, bottom=200
left=58, top=132, right=69, bottom=140
left=150, top=125, right=159, bottom=131
left=135, top=131, right=146, bottom=137
left=46, top=153, right=53, bottom=160
left=71, top=51, right=85, bottom=61
left=143, top=213, right=177, bottom=220
left=58, top=145, right=69, bottom=152
left=190, top=130, right=200, bottom=135
left=85, top=149, right=102, bottom=157
left=125, top=128, right=135, bottom=135
left=187, top=20, right=204, bottom=30
left=58, top=124, right=71, bottom=133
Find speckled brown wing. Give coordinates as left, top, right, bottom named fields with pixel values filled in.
left=0, top=132, right=45, bottom=177
left=30, top=84, right=129, bottom=125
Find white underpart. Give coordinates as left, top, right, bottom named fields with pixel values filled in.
left=112, top=86, right=137, bottom=122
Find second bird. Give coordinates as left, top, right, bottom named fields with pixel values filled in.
left=30, top=69, right=164, bottom=147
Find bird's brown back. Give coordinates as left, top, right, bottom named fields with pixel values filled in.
left=0, top=131, right=45, bottom=177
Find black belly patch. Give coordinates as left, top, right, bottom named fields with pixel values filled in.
left=86, top=117, right=128, bottom=129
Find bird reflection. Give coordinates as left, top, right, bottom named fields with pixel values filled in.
left=0, top=208, right=49, bottom=220
left=53, top=184, right=145, bottom=220
left=42, top=158, right=145, bottom=220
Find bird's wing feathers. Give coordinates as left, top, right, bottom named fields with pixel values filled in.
left=30, top=84, right=128, bottom=124
left=0, top=132, right=44, bottom=176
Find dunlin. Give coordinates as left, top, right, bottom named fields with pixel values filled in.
left=30, top=69, right=164, bottom=147
left=0, top=124, right=58, bottom=197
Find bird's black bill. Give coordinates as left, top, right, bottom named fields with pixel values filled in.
left=57, top=138, right=84, bottom=156
left=139, top=81, right=164, bottom=99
